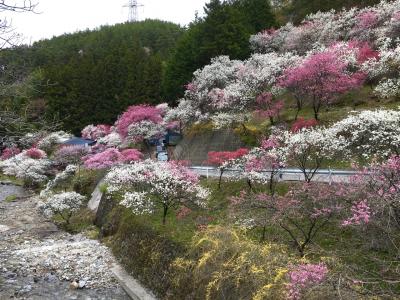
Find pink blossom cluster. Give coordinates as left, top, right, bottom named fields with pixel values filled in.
left=115, top=104, right=163, bottom=138
left=176, top=206, right=192, bottom=220
left=261, top=137, right=280, bottom=150
left=342, top=200, right=371, bottom=226
left=0, top=147, right=21, bottom=160
left=355, top=10, right=380, bottom=30
left=279, top=49, right=365, bottom=104
left=54, top=145, right=89, bottom=166
left=84, top=148, right=142, bottom=169
left=25, top=148, right=47, bottom=159
left=254, top=92, right=284, bottom=123
left=81, top=124, right=111, bottom=140
left=288, top=263, right=328, bottom=300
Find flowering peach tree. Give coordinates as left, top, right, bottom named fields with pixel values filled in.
left=104, top=159, right=209, bottom=224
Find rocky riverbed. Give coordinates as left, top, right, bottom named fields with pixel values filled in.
left=0, top=185, right=130, bottom=299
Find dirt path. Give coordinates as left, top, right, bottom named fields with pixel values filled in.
left=0, top=187, right=130, bottom=299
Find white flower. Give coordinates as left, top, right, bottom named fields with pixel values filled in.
left=38, top=192, right=85, bottom=219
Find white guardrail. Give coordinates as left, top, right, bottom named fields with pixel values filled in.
left=189, top=166, right=360, bottom=183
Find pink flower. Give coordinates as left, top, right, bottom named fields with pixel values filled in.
left=25, top=148, right=47, bottom=159
left=120, top=149, right=143, bottom=163
left=288, top=263, right=328, bottom=300
left=84, top=148, right=142, bottom=169
left=81, top=124, right=111, bottom=140
left=356, top=11, right=379, bottom=30
left=115, top=105, right=163, bottom=138
left=0, top=147, right=20, bottom=160
left=176, top=206, right=192, bottom=220
left=342, top=200, right=371, bottom=226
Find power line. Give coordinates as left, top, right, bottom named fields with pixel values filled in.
left=123, top=0, right=144, bottom=23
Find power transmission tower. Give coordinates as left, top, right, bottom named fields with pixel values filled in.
left=123, top=0, right=144, bottom=23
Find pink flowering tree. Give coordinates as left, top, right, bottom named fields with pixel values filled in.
left=81, top=124, right=111, bottom=140
left=0, top=147, right=20, bottom=160
left=25, top=148, right=47, bottom=159
left=279, top=50, right=365, bottom=120
left=84, top=148, right=142, bottom=170
left=115, top=105, right=164, bottom=143
left=239, top=138, right=284, bottom=193
left=104, top=159, right=209, bottom=224
left=254, top=92, right=284, bottom=125
left=231, top=182, right=342, bottom=254
left=288, top=263, right=328, bottom=300
left=207, top=148, right=249, bottom=189
left=343, top=156, right=400, bottom=231
left=54, top=146, right=89, bottom=168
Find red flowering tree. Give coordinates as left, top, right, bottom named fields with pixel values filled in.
left=207, top=148, right=249, bottom=189
left=290, top=118, right=318, bottom=133
left=279, top=50, right=365, bottom=120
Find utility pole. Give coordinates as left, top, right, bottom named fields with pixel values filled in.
left=123, top=0, right=144, bottom=23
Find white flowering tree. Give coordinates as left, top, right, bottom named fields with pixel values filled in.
left=0, top=151, right=52, bottom=185
left=327, top=109, right=400, bottom=160
left=40, top=165, right=78, bottom=198
left=38, top=191, right=85, bottom=225
left=104, top=159, right=209, bottom=224
left=281, top=127, right=347, bottom=182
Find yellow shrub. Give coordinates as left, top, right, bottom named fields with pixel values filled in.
left=171, top=226, right=293, bottom=300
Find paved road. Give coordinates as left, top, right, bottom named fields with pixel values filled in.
left=189, top=166, right=359, bottom=183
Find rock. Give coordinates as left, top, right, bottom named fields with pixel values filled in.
left=70, top=281, right=79, bottom=289
left=0, top=224, right=10, bottom=232
left=78, top=279, right=86, bottom=288
left=5, top=271, right=17, bottom=279
left=19, top=284, right=32, bottom=294
left=44, top=272, right=57, bottom=283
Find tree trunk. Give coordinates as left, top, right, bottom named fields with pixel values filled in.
left=261, top=225, right=267, bottom=242
left=218, top=169, right=224, bottom=190
left=162, top=204, right=168, bottom=225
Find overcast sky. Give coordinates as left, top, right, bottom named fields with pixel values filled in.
left=4, top=0, right=208, bottom=44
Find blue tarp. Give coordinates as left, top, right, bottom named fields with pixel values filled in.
left=62, top=137, right=96, bottom=146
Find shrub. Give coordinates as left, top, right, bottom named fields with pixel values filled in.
left=170, top=226, right=291, bottom=300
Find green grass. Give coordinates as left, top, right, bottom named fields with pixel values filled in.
left=4, top=194, right=17, bottom=202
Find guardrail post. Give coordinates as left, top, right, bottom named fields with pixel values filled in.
left=329, top=167, right=332, bottom=185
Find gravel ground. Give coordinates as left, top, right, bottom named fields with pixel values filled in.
left=0, top=187, right=130, bottom=299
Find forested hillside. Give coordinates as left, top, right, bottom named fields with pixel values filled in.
left=0, top=20, right=183, bottom=134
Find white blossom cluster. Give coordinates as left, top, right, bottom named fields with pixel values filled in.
left=127, top=120, right=166, bottom=142
left=361, top=42, right=400, bottom=98
left=40, top=165, right=78, bottom=198
left=281, top=127, right=348, bottom=160
left=327, top=109, right=400, bottom=159
left=104, top=159, right=209, bottom=215
left=97, top=131, right=122, bottom=148
left=37, top=131, right=72, bottom=152
left=38, top=191, right=85, bottom=219
left=250, top=0, right=400, bottom=54
left=168, top=52, right=301, bottom=128
left=270, top=109, right=400, bottom=162
left=0, top=151, right=52, bottom=183
left=120, top=192, right=154, bottom=215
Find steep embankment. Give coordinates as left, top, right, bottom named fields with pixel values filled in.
left=172, top=129, right=247, bottom=165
